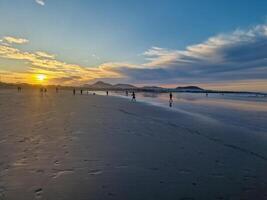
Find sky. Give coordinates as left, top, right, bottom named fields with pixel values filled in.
left=0, top=0, right=267, bottom=91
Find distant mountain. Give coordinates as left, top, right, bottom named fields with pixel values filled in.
left=142, top=86, right=163, bottom=89
left=84, top=82, right=205, bottom=92
left=142, top=86, right=165, bottom=91
left=175, top=86, right=204, bottom=91
left=89, top=81, right=113, bottom=89
left=84, top=81, right=137, bottom=90
left=113, top=84, right=137, bottom=89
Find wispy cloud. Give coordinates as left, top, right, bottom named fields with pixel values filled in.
left=2, top=36, right=28, bottom=44
left=36, top=51, right=55, bottom=59
left=91, top=54, right=100, bottom=60
left=35, top=0, right=45, bottom=6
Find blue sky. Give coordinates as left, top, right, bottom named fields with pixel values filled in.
left=0, top=0, right=267, bottom=91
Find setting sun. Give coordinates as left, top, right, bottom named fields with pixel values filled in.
left=36, top=74, right=47, bottom=82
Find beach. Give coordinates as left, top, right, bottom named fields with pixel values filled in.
left=1, top=89, right=267, bottom=200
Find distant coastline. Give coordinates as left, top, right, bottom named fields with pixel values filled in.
left=0, top=81, right=266, bottom=96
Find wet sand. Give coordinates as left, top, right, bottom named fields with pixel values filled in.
left=1, top=89, right=267, bottom=200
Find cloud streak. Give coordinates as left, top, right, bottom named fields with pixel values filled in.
left=2, top=36, right=28, bottom=44
left=35, top=0, right=45, bottom=6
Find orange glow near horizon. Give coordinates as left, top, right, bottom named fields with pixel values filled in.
left=36, top=74, right=47, bottom=82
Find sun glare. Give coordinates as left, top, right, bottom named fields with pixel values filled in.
left=36, top=74, right=47, bottom=82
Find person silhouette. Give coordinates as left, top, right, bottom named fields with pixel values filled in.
left=169, top=92, right=173, bottom=107
left=106, top=91, right=109, bottom=96
left=73, top=88, right=76, bottom=95
left=126, top=90, right=128, bottom=96
left=132, top=91, right=136, bottom=102
left=80, top=89, right=83, bottom=95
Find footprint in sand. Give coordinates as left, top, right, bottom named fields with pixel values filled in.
left=34, top=188, right=43, bottom=199
left=0, top=186, right=6, bottom=197
left=54, top=160, right=60, bottom=166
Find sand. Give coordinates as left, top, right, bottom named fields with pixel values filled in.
left=0, top=89, right=267, bottom=200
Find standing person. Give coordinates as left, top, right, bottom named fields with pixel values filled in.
left=132, top=91, right=136, bottom=102
left=40, top=88, right=44, bottom=96
left=106, top=91, right=109, bottom=96
left=126, top=90, right=128, bottom=96
left=169, top=92, right=173, bottom=107
left=73, top=88, right=76, bottom=95
left=80, top=89, right=83, bottom=95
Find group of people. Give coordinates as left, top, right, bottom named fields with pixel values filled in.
left=71, top=88, right=137, bottom=102
left=17, top=87, right=22, bottom=92
left=17, top=86, right=174, bottom=106
left=40, top=88, right=47, bottom=94
left=72, top=89, right=91, bottom=95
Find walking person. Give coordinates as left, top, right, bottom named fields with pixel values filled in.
left=169, top=92, right=173, bottom=107
left=132, top=91, right=136, bottom=102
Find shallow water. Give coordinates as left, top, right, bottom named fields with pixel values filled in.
left=93, top=91, right=267, bottom=132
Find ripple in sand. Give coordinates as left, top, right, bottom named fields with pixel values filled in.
left=243, top=174, right=257, bottom=180
left=242, top=186, right=256, bottom=192
left=88, top=169, right=103, bottom=175
left=210, top=172, right=225, bottom=178
left=35, top=169, right=45, bottom=174
left=52, top=169, right=74, bottom=178
left=115, top=165, right=128, bottom=169
left=179, top=169, right=192, bottom=174
left=149, top=167, right=159, bottom=171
